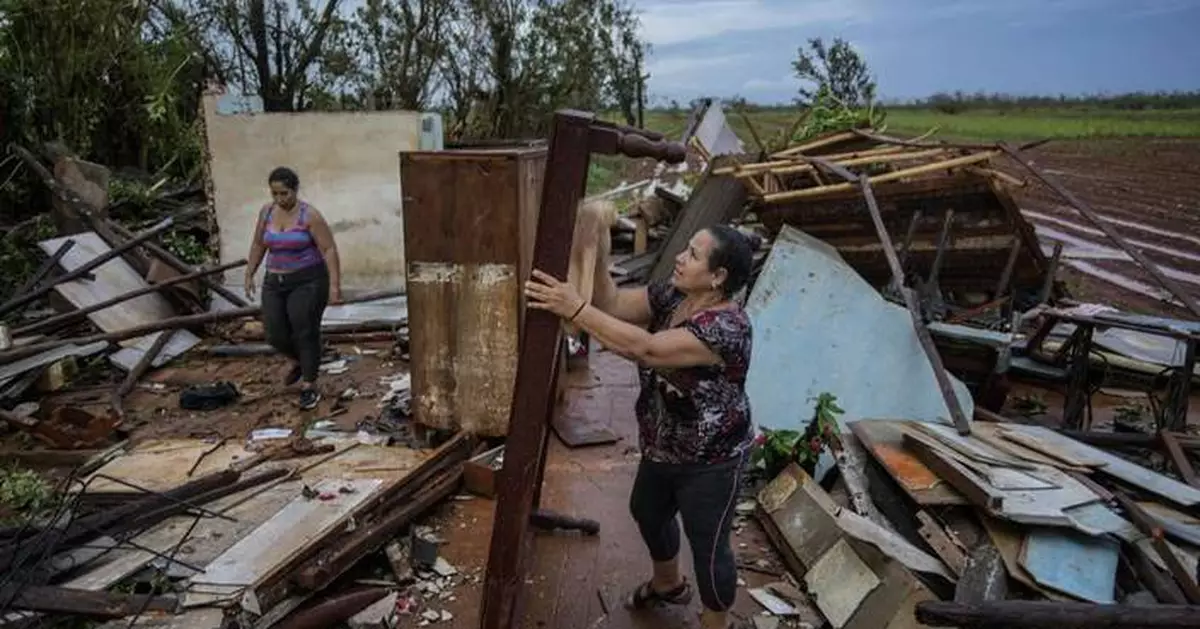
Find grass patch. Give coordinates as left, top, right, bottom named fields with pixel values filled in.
left=635, top=107, right=1200, bottom=144
left=885, top=108, right=1200, bottom=141
left=586, top=156, right=623, bottom=196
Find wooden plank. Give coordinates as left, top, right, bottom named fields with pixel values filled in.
left=849, top=421, right=967, bottom=506
left=191, top=478, right=383, bottom=588
left=905, top=433, right=1114, bottom=534
left=757, top=464, right=947, bottom=629
left=967, top=422, right=1091, bottom=471
left=916, top=512, right=967, bottom=577
left=400, top=149, right=546, bottom=437
left=480, top=113, right=688, bottom=629
left=1162, top=433, right=1200, bottom=488
left=804, top=538, right=881, bottom=628
left=996, top=426, right=1104, bottom=468
left=38, top=232, right=201, bottom=366
left=1019, top=527, right=1119, bottom=603
left=980, top=516, right=1074, bottom=601
left=1006, top=426, right=1200, bottom=507
left=480, top=112, right=599, bottom=629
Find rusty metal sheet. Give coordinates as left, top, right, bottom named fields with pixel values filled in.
left=400, top=149, right=545, bottom=438
left=0, top=341, right=108, bottom=389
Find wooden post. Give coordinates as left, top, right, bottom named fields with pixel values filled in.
left=479, top=111, right=685, bottom=629
left=916, top=600, right=1200, bottom=628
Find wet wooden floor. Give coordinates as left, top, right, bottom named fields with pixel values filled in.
left=434, top=349, right=786, bottom=629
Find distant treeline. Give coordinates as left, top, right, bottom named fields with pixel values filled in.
left=655, top=90, right=1200, bottom=114
left=893, top=90, right=1200, bottom=113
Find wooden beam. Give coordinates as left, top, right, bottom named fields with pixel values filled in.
left=761, top=151, right=1000, bottom=204
left=858, top=176, right=972, bottom=434
left=480, top=111, right=685, bottom=629
left=1003, top=143, right=1200, bottom=318
left=916, top=600, right=1200, bottom=628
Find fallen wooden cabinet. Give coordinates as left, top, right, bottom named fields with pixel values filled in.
left=400, top=147, right=547, bottom=437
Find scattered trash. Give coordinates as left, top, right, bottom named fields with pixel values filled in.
left=178, top=381, right=240, bottom=411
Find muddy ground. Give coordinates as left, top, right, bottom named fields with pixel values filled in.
left=1002, top=137, right=1200, bottom=317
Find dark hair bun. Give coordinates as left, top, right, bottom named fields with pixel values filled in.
left=268, top=166, right=300, bottom=191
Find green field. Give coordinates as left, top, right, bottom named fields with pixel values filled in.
left=586, top=106, right=1200, bottom=193
left=638, top=106, right=1200, bottom=144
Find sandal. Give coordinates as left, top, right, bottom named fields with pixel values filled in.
left=624, top=578, right=694, bottom=610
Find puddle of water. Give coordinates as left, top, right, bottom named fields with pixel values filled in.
left=1032, top=225, right=1200, bottom=288
left=1024, top=209, right=1200, bottom=263
left=1061, top=259, right=1184, bottom=306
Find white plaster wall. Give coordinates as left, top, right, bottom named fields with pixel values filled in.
left=203, top=93, right=422, bottom=299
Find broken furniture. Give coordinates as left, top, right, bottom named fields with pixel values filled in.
left=400, top=147, right=548, bottom=438
left=1019, top=306, right=1199, bottom=430
left=480, top=110, right=686, bottom=629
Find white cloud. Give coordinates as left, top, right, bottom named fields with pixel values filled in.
left=637, top=0, right=868, bottom=47
left=742, top=75, right=795, bottom=92
left=647, top=53, right=753, bottom=80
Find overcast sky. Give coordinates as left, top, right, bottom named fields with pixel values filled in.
left=637, top=0, right=1200, bottom=105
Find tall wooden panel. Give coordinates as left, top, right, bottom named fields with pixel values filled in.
left=400, top=148, right=547, bottom=437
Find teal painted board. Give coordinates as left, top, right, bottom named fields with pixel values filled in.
left=1019, top=527, right=1118, bottom=603
left=744, top=226, right=974, bottom=431
left=743, top=226, right=975, bottom=479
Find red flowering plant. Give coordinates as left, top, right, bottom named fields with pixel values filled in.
left=749, top=392, right=844, bottom=479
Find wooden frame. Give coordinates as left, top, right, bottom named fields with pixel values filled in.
left=479, top=110, right=686, bottom=629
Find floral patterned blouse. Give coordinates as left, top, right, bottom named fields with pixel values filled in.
left=634, top=278, right=754, bottom=464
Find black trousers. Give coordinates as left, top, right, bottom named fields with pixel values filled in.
left=261, top=262, right=329, bottom=382
left=629, top=453, right=745, bottom=612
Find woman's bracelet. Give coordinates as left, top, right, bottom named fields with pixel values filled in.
left=568, top=300, right=587, bottom=322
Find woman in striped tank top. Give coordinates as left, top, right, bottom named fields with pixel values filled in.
left=244, top=167, right=343, bottom=410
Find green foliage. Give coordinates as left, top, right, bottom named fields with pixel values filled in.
left=0, top=0, right=207, bottom=222
left=0, top=466, right=55, bottom=525
left=792, top=37, right=877, bottom=109
left=795, top=85, right=886, bottom=142
left=0, top=215, right=57, bottom=296
left=448, top=0, right=646, bottom=140
left=907, top=90, right=1200, bottom=113
left=161, top=229, right=207, bottom=265
left=884, top=108, right=1200, bottom=141
left=750, top=392, right=844, bottom=479
left=1114, top=401, right=1148, bottom=425
left=1011, top=392, right=1048, bottom=418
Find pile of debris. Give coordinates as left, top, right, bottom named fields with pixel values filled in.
left=0, top=431, right=471, bottom=628
left=0, top=105, right=1196, bottom=629
left=608, top=122, right=1200, bottom=627
left=0, top=144, right=411, bottom=449
left=0, top=145, right=448, bottom=628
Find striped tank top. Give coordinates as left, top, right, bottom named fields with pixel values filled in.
left=263, top=202, right=323, bottom=272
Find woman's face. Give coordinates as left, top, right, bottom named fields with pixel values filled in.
left=671, top=229, right=726, bottom=295
left=270, top=180, right=297, bottom=209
